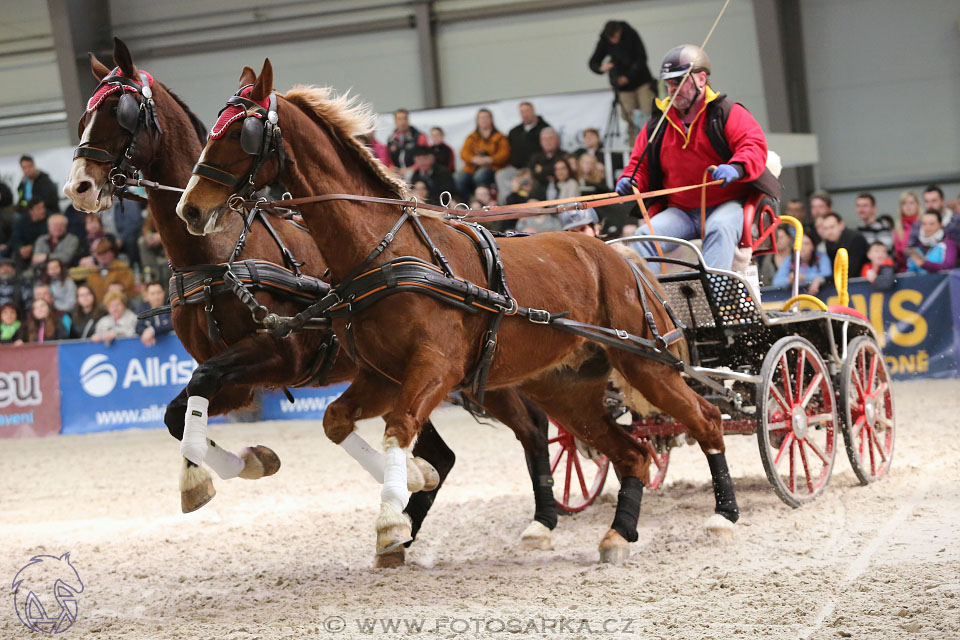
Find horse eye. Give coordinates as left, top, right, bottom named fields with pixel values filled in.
left=229, top=131, right=241, bottom=140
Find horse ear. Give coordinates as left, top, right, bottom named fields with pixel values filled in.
left=238, top=66, right=256, bottom=88
left=113, top=37, right=138, bottom=78
left=250, top=58, right=274, bottom=101
left=89, top=53, right=110, bottom=80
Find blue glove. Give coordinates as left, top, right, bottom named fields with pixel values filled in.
left=712, top=164, right=742, bottom=186
left=616, top=177, right=637, bottom=196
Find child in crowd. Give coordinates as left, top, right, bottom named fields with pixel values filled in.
left=1, top=301, right=24, bottom=344
left=773, top=234, right=831, bottom=294
left=905, top=210, right=957, bottom=274
left=862, top=241, right=896, bottom=290
left=24, top=298, right=67, bottom=343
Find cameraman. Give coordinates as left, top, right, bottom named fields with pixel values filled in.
left=589, top=20, right=655, bottom=142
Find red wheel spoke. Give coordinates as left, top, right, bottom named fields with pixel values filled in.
left=563, top=449, right=573, bottom=504
left=774, top=432, right=795, bottom=466
left=866, top=424, right=889, bottom=463
left=805, top=437, right=829, bottom=464
left=550, top=445, right=565, bottom=474
left=796, top=351, right=807, bottom=400
left=867, top=352, right=879, bottom=394
left=806, top=412, right=834, bottom=425
left=789, top=439, right=796, bottom=493
left=851, top=367, right=866, bottom=401
left=797, top=440, right=815, bottom=493
left=547, top=436, right=562, bottom=444
left=571, top=450, right=589, bottom=499
left=770, top=386, right=791, bottom=415
left=779, top=354, right=794, bottom=405
left=799, top=372, right=824, bottom=409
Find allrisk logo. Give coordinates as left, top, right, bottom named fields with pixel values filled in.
left=79, top=355, right=117, bottom=397
left=79, top=353, right=196, bottom=397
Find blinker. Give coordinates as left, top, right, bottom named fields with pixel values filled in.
left=240, top=116, right=265, bottom=155
left=117, top=92, right=141, bottom=133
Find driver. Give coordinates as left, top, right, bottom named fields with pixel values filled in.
left=615, top=44, right=778, bottom=270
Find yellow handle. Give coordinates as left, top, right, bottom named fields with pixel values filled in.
left=779, top=215, right=804, bottom=251
left=834, top=248, right=849, bottom=307
left=781, top=294, right=828, bottom=312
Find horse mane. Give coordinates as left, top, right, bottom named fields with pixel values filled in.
left=164, top=85, right=208, bottom=144
left=282, top=85, right=419, bottom=206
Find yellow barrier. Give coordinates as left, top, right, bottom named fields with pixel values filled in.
left=780, top=294, right=829, bottom=312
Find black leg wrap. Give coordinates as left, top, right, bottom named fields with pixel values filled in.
left=611, top=476, right=644, bottom=543
left=164, top=388, right=188, bottom=440
left=525, top=451, right=558, bottom=530
left=707, top=452, right=740, bottom=523
left=405, top=421, right=456, bottom=547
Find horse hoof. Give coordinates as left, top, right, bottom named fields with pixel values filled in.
left=413, top=457, right=440, bottom=492
left=376, top=503, right=413, bottom=555
left=705, top=513, right=735, bottom=540
left=598, top=529, right=630, bottom=565
left=405, top=457, right=426, bottom=493
left=373, top=548, right=406, bottom=568
left=520, top=520, right=553, bottom=550
left=238, top=445, right=282, bottom=479
left=180, top=464, right=216, bottom=513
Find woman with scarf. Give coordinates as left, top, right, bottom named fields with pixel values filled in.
left=905, top=210, right=957, bottom=274
left=23, top=298, right=68, bottom=343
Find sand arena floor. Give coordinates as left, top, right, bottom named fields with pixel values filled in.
left=2, top=378, right=959, bottom=639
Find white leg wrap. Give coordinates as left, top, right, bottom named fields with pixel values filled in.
left=381, top=446, right=409, bottom=511
left=340, top=431, right=385, bottom=483
left=180, top=396, right=210, bottom=465
left=205, top=441, right=245, bottom=479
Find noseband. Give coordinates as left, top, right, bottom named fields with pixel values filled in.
left=191, top=86, right=286, bottom=206
left=75, top=68, right=162, bottom=188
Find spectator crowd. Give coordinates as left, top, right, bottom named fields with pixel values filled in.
left=1, top=154, right=173, bottom=347
left=2, top=102, right=959, bottom=349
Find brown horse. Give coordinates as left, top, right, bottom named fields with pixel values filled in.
left=62, top=40, right=560, bottom=559
left=178, top=60, right=740, bottom=564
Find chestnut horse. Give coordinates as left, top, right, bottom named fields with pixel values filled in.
left=178, top=60, right=740, bottom=565
left=63, top=40, right=559, bottom=558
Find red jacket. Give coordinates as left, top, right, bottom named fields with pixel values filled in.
left=619, top=86, right=769, bottom=213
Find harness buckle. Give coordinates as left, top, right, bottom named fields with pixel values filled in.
left=528, top=308, right=551, bottom=324
left=615, top=329, right=630, bottom=340
left=496, top=298, right=518, bottom=315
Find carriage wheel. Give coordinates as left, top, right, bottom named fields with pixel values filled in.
left=840, top=336, right=895, bottom=484
left=635, top=434, right=670, bottom=491
left=548, top=418, right=610, bottom=514
left=756, top=336, right=838, bottom=508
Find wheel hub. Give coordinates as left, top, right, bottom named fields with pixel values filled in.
left=791, top=405, right=809, bottom=439
left=864, top=398, right=876, bottom=427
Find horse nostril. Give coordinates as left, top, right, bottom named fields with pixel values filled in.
left=76, top=181, right=92, bottom=194
left=183, top=205, right=201, bottom=223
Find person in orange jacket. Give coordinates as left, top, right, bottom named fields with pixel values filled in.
left=455, top=108, right=510, bottom=200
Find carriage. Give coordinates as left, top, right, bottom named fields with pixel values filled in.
left=548, top=200, right=895, bottom=512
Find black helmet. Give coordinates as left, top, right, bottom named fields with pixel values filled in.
left=660, top=44, right=711, bottom=80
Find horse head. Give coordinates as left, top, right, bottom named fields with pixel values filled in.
left=64, top=37, right=196, bottom=213
left=177, top=58, right=282, bottom=236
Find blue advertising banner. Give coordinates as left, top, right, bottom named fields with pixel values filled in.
left=261, top=383, right=349, bottom=422
left=57, top=334, right=207, bottom=435
left=762, top=271, right=959, bottom=380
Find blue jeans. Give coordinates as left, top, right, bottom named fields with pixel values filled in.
left=629, top=200, right=745, bottom=270
left=454, top=167, right=495, bottom=200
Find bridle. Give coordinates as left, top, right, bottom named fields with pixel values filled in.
left=74, top=68, right=163, bottom=191
left=191, top=85, right=286, bottom=209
